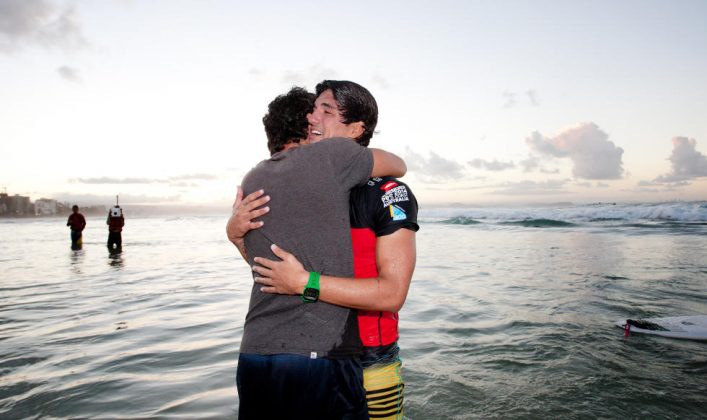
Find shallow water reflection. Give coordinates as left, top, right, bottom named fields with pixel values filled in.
left=69, top=250, right=85, bottom=275
left=108, top=251, right=124, bottom=269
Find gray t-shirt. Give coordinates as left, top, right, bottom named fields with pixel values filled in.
left=240, top=137, right=374, bottom=358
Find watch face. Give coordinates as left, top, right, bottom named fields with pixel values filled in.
left=302, top=287, right=319, bottom=302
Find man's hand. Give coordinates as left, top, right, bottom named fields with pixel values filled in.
left=226, top=187, right=270, bottom=245
left=253, top=244, right=309, bottom=295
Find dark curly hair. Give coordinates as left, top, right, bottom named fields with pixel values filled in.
left=263, top=87, right=315, bottom=155
left=315, top=80, right=378, bottom=147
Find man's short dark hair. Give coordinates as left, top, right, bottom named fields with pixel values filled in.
left=263, top=87, right=315, bottom=155
left=72, top=205, right=79, bottom=211
left=315, top=80, right=378, bottom=147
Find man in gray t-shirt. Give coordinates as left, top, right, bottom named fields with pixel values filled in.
left=229, top=85, right=405, bottom=419
left=240, top=137, right=373, bottom=358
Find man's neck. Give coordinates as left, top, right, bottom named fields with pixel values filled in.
left=281, top=143, right=299, bottom=151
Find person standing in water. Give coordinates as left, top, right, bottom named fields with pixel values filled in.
left=66, top=205, right=86, bottom=250
left=106, top=205, right=125, bottom=253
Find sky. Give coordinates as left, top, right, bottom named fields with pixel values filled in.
left=1, top=0, right=706, bottom=207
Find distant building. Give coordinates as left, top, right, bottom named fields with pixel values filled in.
left=35, top=198, right=59, bottom=216
left=0, top=193, right=8, bottom=215
left=0, top=191, right=106, bottom=218
left=0, top=192, right=35, bottom=217
left=3, top=194, right=34, bottom=216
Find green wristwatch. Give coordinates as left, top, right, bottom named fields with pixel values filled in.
left=301, top=271, right=320, bottom=303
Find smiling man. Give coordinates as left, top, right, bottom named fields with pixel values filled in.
left=238, top=80, right=419, bottom=420
left=228, top=84, right=406, bottom=419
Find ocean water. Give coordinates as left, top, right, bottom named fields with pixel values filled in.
left=1, top=202, right=706, bottom=419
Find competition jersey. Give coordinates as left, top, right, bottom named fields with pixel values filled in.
left=349, top=176, right=419, bottom=348
left=107, top=215, right=125, bottom=233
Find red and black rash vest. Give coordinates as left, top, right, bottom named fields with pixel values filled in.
left=349, top=176, right=419, bottom=347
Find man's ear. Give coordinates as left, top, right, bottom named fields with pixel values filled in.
left=348, top=121, right=365, bottom=139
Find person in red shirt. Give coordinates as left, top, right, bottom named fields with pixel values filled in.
left=66, top=205, right=86, bottom=250
left=106, top=206, right=125, bottom=253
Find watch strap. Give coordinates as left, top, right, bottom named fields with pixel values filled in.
left=301, top=271, right=320, bottom=303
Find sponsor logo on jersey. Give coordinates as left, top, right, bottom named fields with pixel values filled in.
left=380, top=181, right=398, bottom=192
left=389, top=204, right=407, bottom=221
left=381, top=185, right=409, bottom=207
left=367, top=177, right=383, bottom=186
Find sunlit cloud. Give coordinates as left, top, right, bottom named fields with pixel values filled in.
left=653, top=137, right=707, bottom=183
left=526, top=122, right=624, bottom=180
left=0, top=0, right=86, bottom=53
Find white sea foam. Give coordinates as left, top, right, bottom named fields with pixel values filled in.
left=420, top=201, right=707, bottom=223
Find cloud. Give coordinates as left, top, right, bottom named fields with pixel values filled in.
left=405, top=147, right=465, bottom=182
left=52, top=192, right=182, bottom=205
left=526, top=122, right=624, bottom=180
left=0, top=0, right=85, bottom=53
left=281, top=65, right=339, bottom=86
left=370, top=73, right=390, bottom=90
left=526, top=89, right=539, bottom=106
left=502, top=89, right=539, bottom=108
left=636, top=180, right=690, bottom=189
left=169, top=182, right=198, bottom=188
left=468, top=158, right=515, bottom=171
left=168, top=173, right=218, bottom=181
left=627, top=179, right=689, bottom=194
left=71, top=174, right=219, bottom=184
left=519, top=156, right=540, bottom=172
left=57, top=65, right=81, bottom=82
left=502, top=91, right=517, bottom=108
left=488, top=179, right=569, bottom=196
left=248, top=67, right=265, bottom=77
left=653, top=137, right=707, bottom=183
left=519, top=155, right=559, bottom=174
left=72, top=177, right=161, bottom=184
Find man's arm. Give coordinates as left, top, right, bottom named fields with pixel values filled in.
left=228, top=147, right=405, bottom=258
left=253, top=228, right=416, bottom=313
left=226, top=187, right=270, bottom=261
left=370, top=148, right=406, bottom=179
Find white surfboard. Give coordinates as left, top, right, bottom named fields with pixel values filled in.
left=615, top=315, right=707, bottom=341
